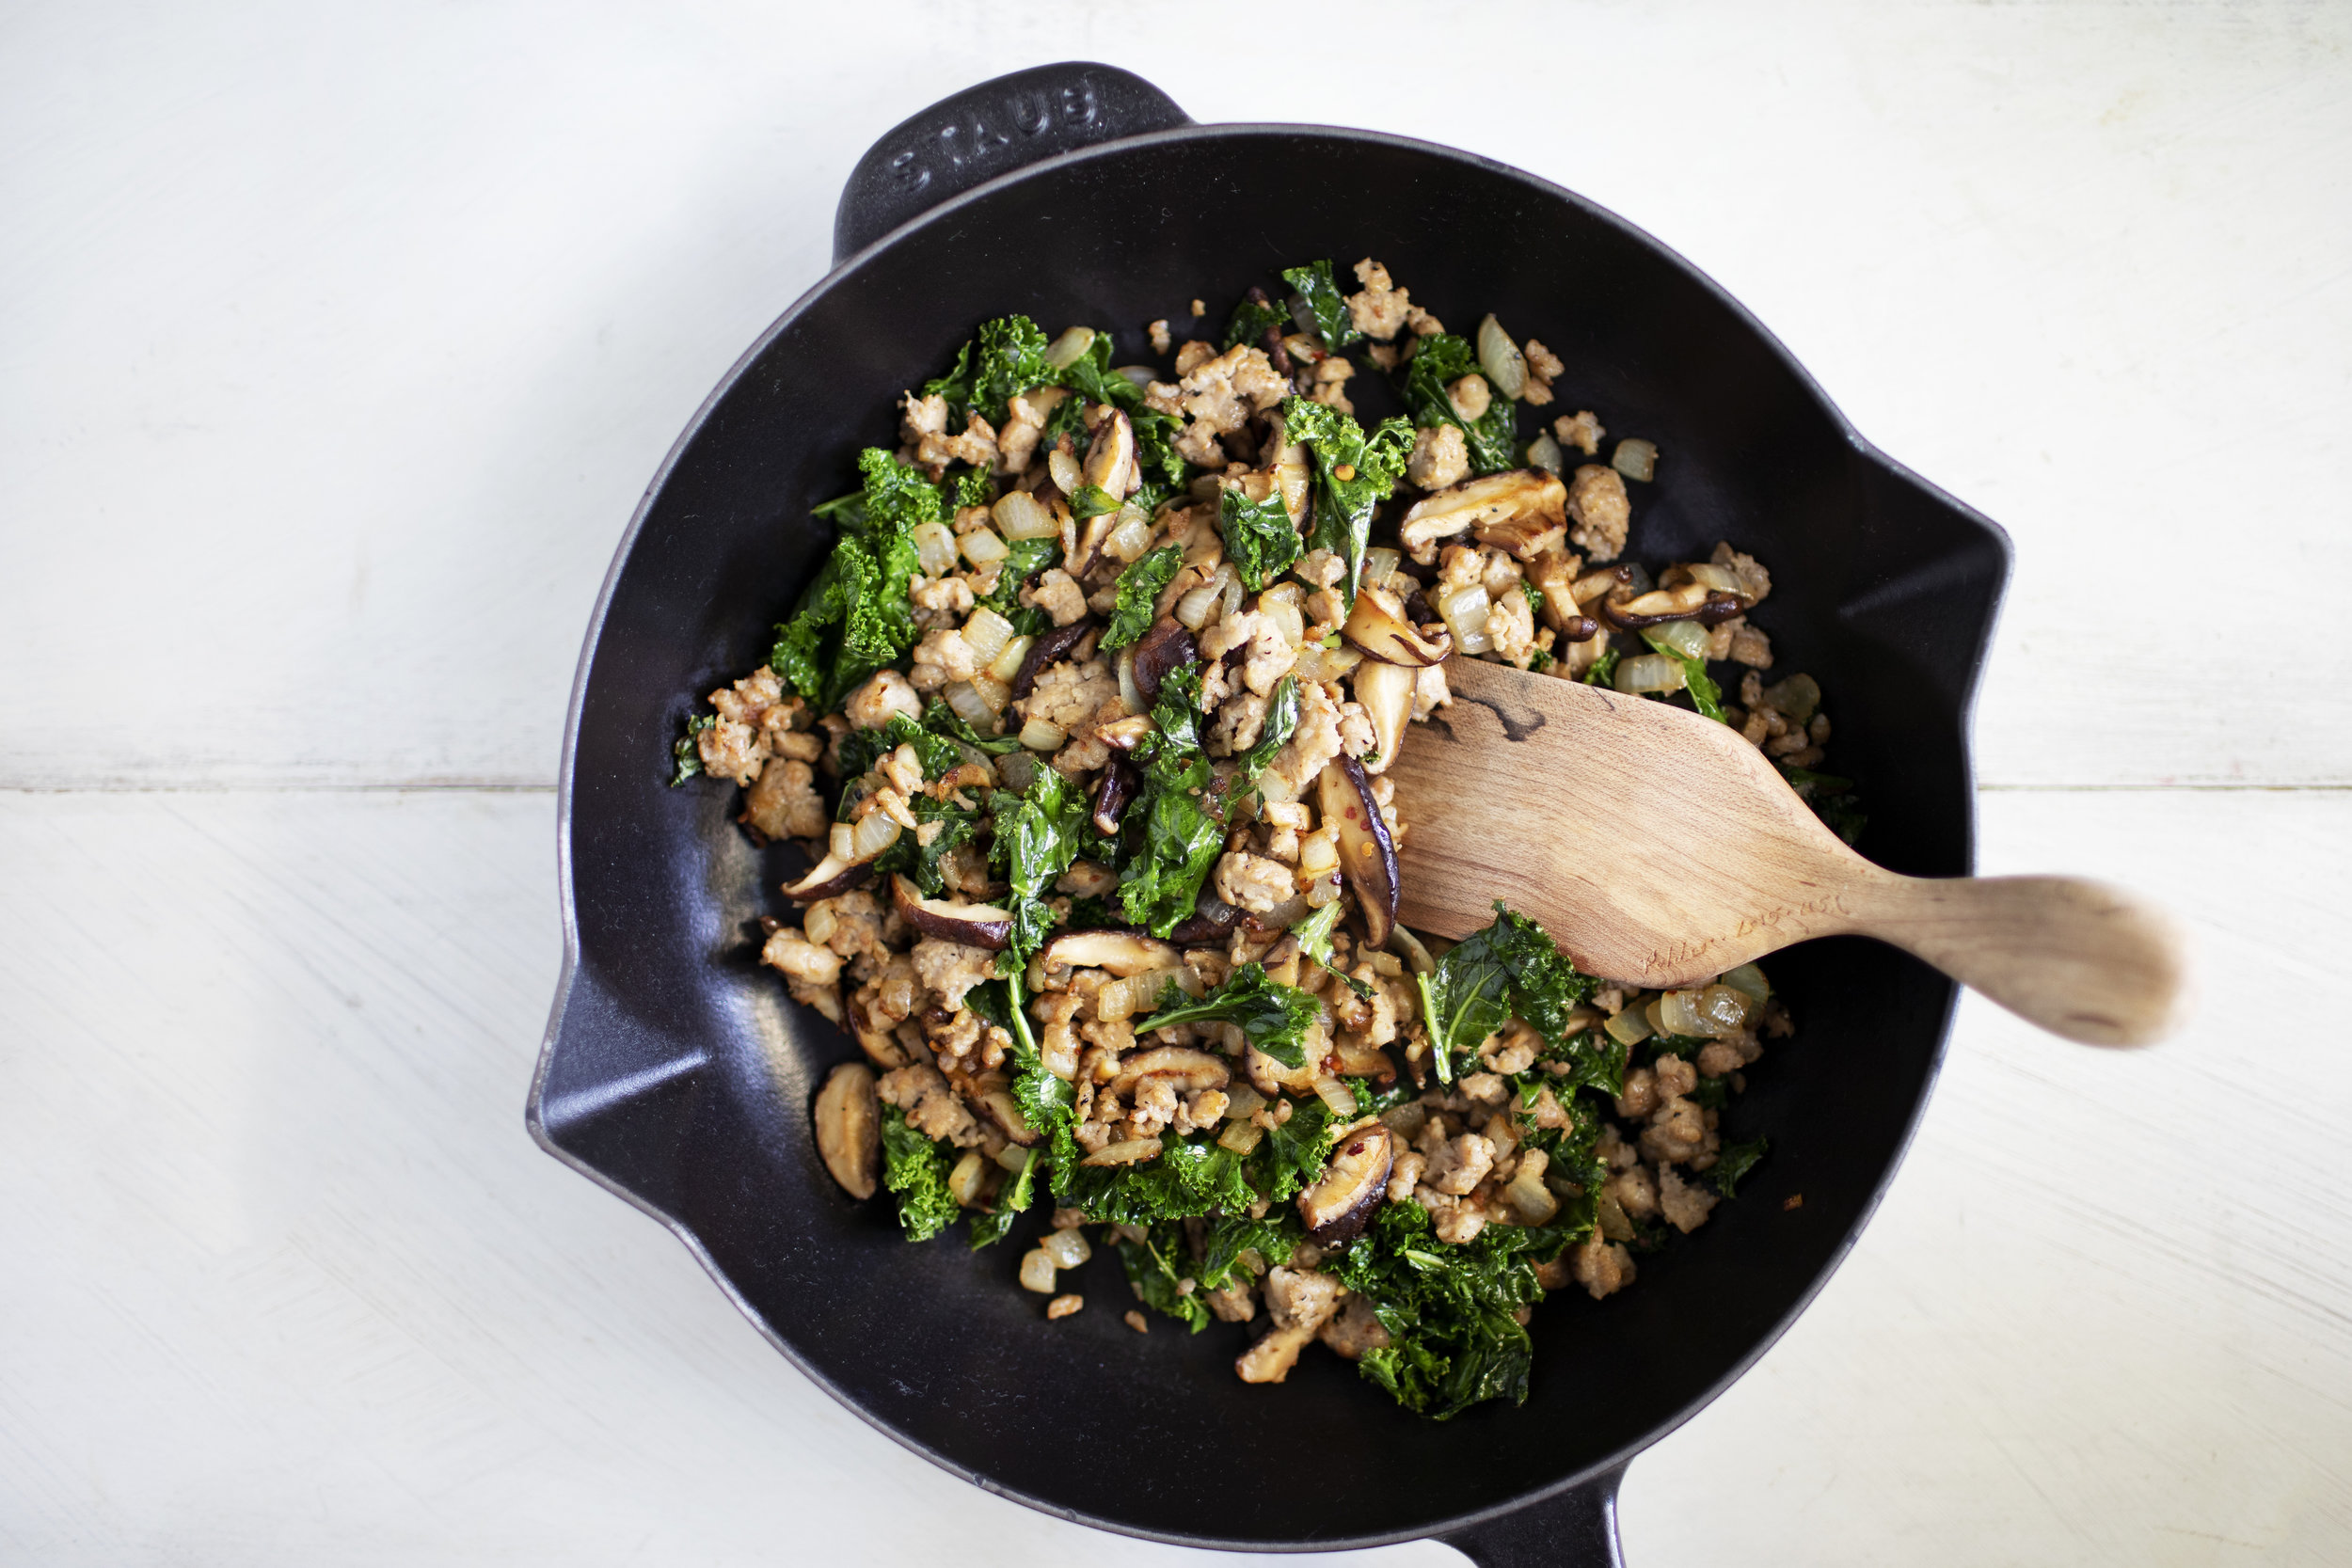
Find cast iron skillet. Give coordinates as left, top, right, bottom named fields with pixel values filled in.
left=528, top=62, right=2010, bottom=1565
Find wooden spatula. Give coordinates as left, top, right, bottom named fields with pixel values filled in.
left=1387, top=657, right=2191, bottom=1046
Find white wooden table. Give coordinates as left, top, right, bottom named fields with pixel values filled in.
left=6, top=4, right=2348, bottom=1561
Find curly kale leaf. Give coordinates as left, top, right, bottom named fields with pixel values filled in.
left=974, top=535, right=1059, bottom=636
left=1582, top=647, right=1620, bottom=687
left=1118, top=1221, right=1214, bottom=1331
left=1103, top=546, right=1183, bottom=652
left=1327, top=1200, right=1557, bottom=1418
left=1245, top=1092, right=1342, bottom=1203
left=1710, top=1137, right=1769, bottom=1198
left=959, top=315, right=1057, bottom=424
left=1415, top=903, right=1597, bottom=1082
left=836, top=711, right=964, bottom=781
left=881, top=1105, right=961, bottom=1243
left=670, top=714, right=714, bottom=785
left=1222, top=291, right=1288, bottom=353
left=967, top=1148, right=1039, bottom=1250
left=1238, top=674, right=1300, bottom=778
left=1057, top=1131, right=1257, bottom=1225
left=1290, top=899, right=1374, bottom=999
left=1279, top=260, right=1361, bottom=353
left=1130, top=407, right=1189, bottom=496
left=1198, top=1210, right=1303, bottom=1292
left=920, top=697, right=1025, bottom=756
left=1116, top=663, right=1230, bottom=937
left=1217, top=483, right=1302, bottom=593
left=992, top=764, right=1088, bottom=968
left=1638, top=629, right=1726, bottom=722
left=1401, top=333, right=1518, bottom=477
left=1136, top=962, right=1321, bottom=1070
left=768, top=448, right=935, bottom=706
left=871, top=792, right=979, bottom=897
left=1279, top=396, right=1414, bottom=606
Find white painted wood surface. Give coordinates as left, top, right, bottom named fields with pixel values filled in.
left=3, top=3, right=2347, bottom=1563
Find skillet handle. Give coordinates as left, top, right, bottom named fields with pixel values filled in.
left=832, top=61, right=1191, bottom=261
left=1438, top=1465, right=1628, bottom=1567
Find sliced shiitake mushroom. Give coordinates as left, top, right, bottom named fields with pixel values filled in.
left=1011, top=618, right=1092, bottom=701
left=1129, top=619, right=1198, bottom=706
left=813, top=1062, right=881, bottom=1200
left=1349, top=658, right=1416, bottom=774
left=1091, top=757, right=1135, bottom=836
left=1397, top=469, right=1568, bottom=562
left=783, top=852, right=873, bottom=902
left=1598, top=578, right=1749, bottom=630
left=1082, top=407, right=1139, bottom=499
left=1265, top=410, right=1311, bottom=526
left=1167, top=895, right=1243, bottom=947
left=890, top=875, right=1014, bottom=951
left=1319, top=754, right=1399, bottom=947
left=1342, top=583, right=1454, bottom=668
left=1296, top=1121, right=1393, bottom=1244
left=1040, top=928, right=1181, bottom=977
left=1107, top=1045, right=1231, bottom=1098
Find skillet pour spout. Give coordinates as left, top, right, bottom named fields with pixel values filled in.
left=529, top=60, right=2010, bottom=1567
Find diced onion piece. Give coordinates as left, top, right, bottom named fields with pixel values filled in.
left=1719, top=962, right=1772, bottom=1004
left=1043, top=325, right=1096, bottom=372
left=1263, top=592, right=1305, bottom=648
left=1486, top=1117, right=1519, bottom=1166
left=987, top=634, right=1033, bottom=685
left=1648, top=619, right=1709, bottom=661
left=994, top=1144, right=1032, bottom=1174
left=1476, top=314, right=1528, bottom=400
left=1217, top=1121, right=1265, bottom=1155
left=1503, top=1164, right=1559, bottom=1225
left=1041, top=1227, right=1091, bottom=1269
left=1297, top=829, right=1339, bottom=876
left=1104, top=510, right=1153, bottom=564
left=1526, top=431, right=1565, bottom=475
left=961, top=608, right=1015, bottom=665
left=1699, top=985, right=1757, bottom=1035
left=1020, top=718, right=1066, bottom=752
left=1115, top=364, right=1156, bottom=389
left=961, top=527, right=1009, bottom=568
left=1603, top=1006, right=1653, bottom=1048
left=1223, top=1084, right=1267, bottom=1121
left=1644, top=996, right=1670, bottom=1038
left=1613, top=654, right=1686, bottom=695
left=1217, top=571, right=1245, bottom=621
left=1362, top=546, right=1402, bottom=590
left=1174, top=578, right=1222, bottom=630
left=912, top=519, right=959, bottom=578
left=848, top=811, right=902, bottom=863
left=1116, top=647, right=1141, bottom=712
left=1684, top=562, right=1741, bottom=594
left=1292, top=643, right=1362, bottom=683
left=1437, top=583, right=1493, bottom=656
left=829, top=822, right=856, bottom=861
left=1613, top=438, right=1659, bottom=482
left=1304, top=877, right=1343, bottom=909
left=1047, top=449, right=1082, bottom=495
left=1018, top=1248, right=1057, bottom=1292
left=948, top=1149, right=990, bottom=1208
left=993, top=490, right=1058, bottom=541
left=1312, top=1077, right=1358, bottom=1117
left=1761, top=673, right=1821, bottom=724
left=970, top=673, right=1012, bottom=714
left=1658, top=989, right=1711, bottom=1038
left=943, top=681, right=993, bottom=728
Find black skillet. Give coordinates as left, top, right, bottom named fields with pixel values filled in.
left=527, top=63, right=2010, bottom=1565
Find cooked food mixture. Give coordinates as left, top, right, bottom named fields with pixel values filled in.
left=674, top=258, right=1860, bottom=1418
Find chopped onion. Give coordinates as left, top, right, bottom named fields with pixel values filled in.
left=1362, top=546, right=1401, bottom=590
left=912, top=520, right=959, bottom=578
left=970, top=673, right=1011, bottom=713
left=1217, top=1121, right=1266, bottom=1156
left=1224, top=1085, right=1267, bottom=1120
left=1312, top=1077, right=1359, bottom=1117
left=1526, top=431, right=1565, bottom=475
left=1116, top=647, right=1141, bottom=712
left=961, top=608, right=1014, bottom=664
left=1047, top=448, right=1082, bottom=495
left=943, top=680, right=994, bottom=729
left=1303, top=877, right=1343, bottom=909
left=988, top=634, right=1032, bottom=685
left=1020, top=718, right=1066, bottom=752
left=1043, top=325, right=1096, bottom=372
left=1657, top=989, right=1711, bottom=1038
left=1041, top=1227, right=1091, bottom=1269
left=993, top=490, right=1057, bottom=541
left=1261, top=584, right=1306, bottom=647
left=960, top=527, right=1009, bottom=568
left=1644, top=996, right=1670, bottom=1038
left=1018, top=1248, right=1057, bottom=1292
left=1503, top=1164, right=1559, bottom=1225
left=1761, top=673, right=1820, bottom=724
left=1104, top=510, right=1153, bottom=563
left=948, top=1149, right=990, bottom=1207
left=1437, top=582, right=1493, bottom=656
left=1297, top=829, right=1339, bottom=876
left=1684, top=562, right=1741, bottom=594
left=1217, top=571, right=1245, bottom=622
left=1476, top=314, right=1528, bottom=400
left=1390, top=927, right=1438, bottom=976
left=1648, top=619, right=1709, bottom=661
left=1486, top=1117, right=1519, bottom=1166
left=1115, top=364, right=1156, bottom=389
left=1613, top=653, right=1686, bottom=695
left=1696, top=984, right=1758, bottom=1035
left=829, top=822, right=855, bottom=861
left=1613, top=437, right=1659, bottom=482
left=993, top=1144, right=1032, bottom=1174
left=848, top=810, right=901, bottom=863
left=994, top=750, right=1039, bottom=792
left=1719, top=962, right=1772, bottom=1004
left=1174, top=566, right=1230, bottom=630
left=1292, top=643, right=1362, bottom=683
left=1603, top=1006, right=1653, bottom=1048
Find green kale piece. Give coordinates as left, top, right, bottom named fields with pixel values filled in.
left=1245, top=1092, right=1341, bottom=1203
left=768, top=448, right=935, bottom=706
left=1639, top=629, right=1726, bottom=721
left=1401, top=334, right=1518, bottom=476
left=1118, top=1222, right=1214, bottom=1331
left=973, top=315, right=1055, bottom=423
left=871, top=792, right=979, bottom=896
left=1710, top=1137, right=1769, bottom=1197
left=1291, top=899, right=1375, bottom=999
left=1551, top=1031, right=1629, bottom=1098
left=1780, top=764, right=1866, bottom=847
left=881, top=1105, right=961, bottom=1243
left=1057, top=1131, right=1257, bottom=1225
left=1327, top=1200, right=1557, bottom=1419
left=1222, top=291, right=1288, bottom=352
left=1136, top=963, right=1321, bottom=1070
left=670, top=714, right=714, bottom=785
left=1103, top=546, right=1183, bottom=651
left=1116, top=663, right=1231, bottom=937
left=1237, top=675, right=1300, bottom=777
left=920, top=339, right=976, bottom=413
left=967, top=1148, right=1038, bottom=1250
left=974, top=535, right=1059, bottom=636
left=1279, top=260, right=1361, bottom=353
left=1280, top=397, right=1414, bottom=606
left=1414, top=902, right=1597, bottom=1083
left=1070, top=484, right=1121, bottom=521
left=1129, top=407, right=1189, bottom=495
left=920, top=697, right=1025, bottom=755
left=992, top=764, right=1088, bottom=968
left=1582, top=647, right=1620, bottom=687
left=1197, top=1210, right=1303, bottom=1291
left=836, top=711, right=964, bottom=781
left=1217, top=483, right=1302, bottom=592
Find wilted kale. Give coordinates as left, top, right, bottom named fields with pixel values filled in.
left=836, top=710, right=964, bottom=781
left=1243, top=1091, right=1343, bottom=1203
left=1710, top=1137, right=1769, bottom=1197
left=1136, top=962, right=1321, bottom=1070
left=1415, top=903, right=1597, bottom=1083
left=1044, top=328, right=1189, bottom=498
left=769, top=448, right=934, bottom=706
left=1218, top=483, right=1302, bottom=592
left=1638, top=629, right=1726, bottom=722
left=1291, top=900, right=1375, bottom=1000
left=881, top=1105, right=961, bottom=1243
left=967, top=1148, right=1038, bottom=1250
left=1401, top=334, right=1518, bottom=477
left=921, top=697, right=1025, bottom=755
left=871, top=792, right=979, bottom=896
left=1280, top=397, right=1414, bottom=607
left=992, top=763, right=1088, bottom=967
left=1238, top=675, right=1300, bottom=776
left=1116, top=664, right=1232, bottom=937
left=1582, top=648, right=1620, bottom=687
left=1103, top=546, right=1183, bottom=651
left=926, top=314, right=1055, bottom=426
left=1222, top=291, right=1288, bottom=353
left=669, top=714, right=714, bottom=785
left=1280, top=260, right=1361, bottom=354
left=1197, top=1210, right=1303, bottom=1292
left=1058, top=1131, right=1258, bottom=1225
left=974, top=535, right=1059, bottom=636
left=1780, top=764, right=1866, bottom=847
left=1119, top=1223, right=1214, bottom=1331
left=1327, top=1200, right=1564, bottom=1419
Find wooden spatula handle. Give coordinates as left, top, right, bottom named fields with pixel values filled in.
left=1842, top=874, right=2194, bottom=1046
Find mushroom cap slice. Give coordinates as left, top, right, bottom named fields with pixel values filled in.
left=813, top=1062, right=882, bottom=1200
left=1011, top=618, right=1092, bottom=701
left=1319, top=754, right=1400, bottom=947
left=1107, top=1045, right=1231, bottom=1099
left=1297, top=1121, right=1394, bottom=1244
left=1129, top=619, right=1198, bottom=706
left=1041, top=928, right=1182, bottom=976
left=1349, top=658, right=1416, bottom=775
left=1398, top=468, right=1567, bottom=560
left=1342, top=583, right=1454, bottom=668
left=1082, top=406, right=1139, bottom=499
left=783, top=852, right=873, bottom=902
left=890, top=875, right=1014, bottom=952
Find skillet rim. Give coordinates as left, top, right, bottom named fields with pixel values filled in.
left=527, top=118, right=2009, bottom=1553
